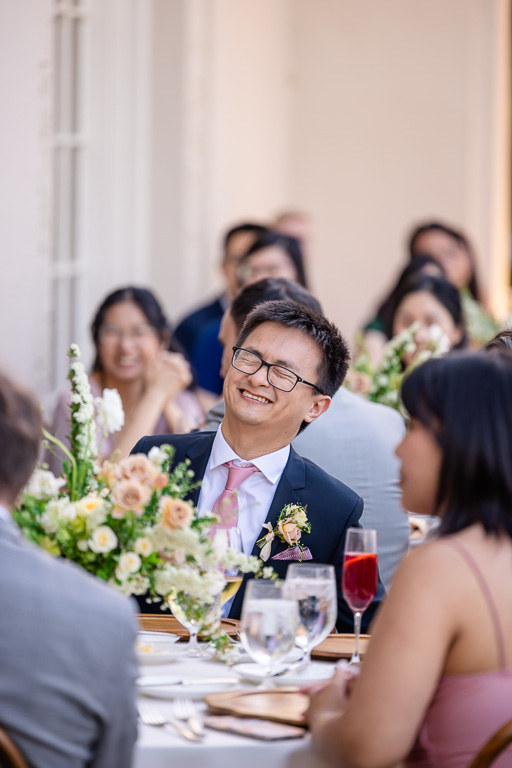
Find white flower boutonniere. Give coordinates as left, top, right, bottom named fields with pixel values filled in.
left=257, top=503, right=311, bottom=562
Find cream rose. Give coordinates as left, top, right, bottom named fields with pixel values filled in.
left=116, top=551, right=142, bottom=579
left=134, top=537, right=153, bottom=557
left=89, top=525, right=118, bottom=553
left=118, top=454, right=156, bottom=484
left=295, top=509, right=307, bottom=527
left=110, top=479, right=151, bottom=515
left=277, top=520, right=301, bottom=546
left=159, top=497, right=194, bottom=531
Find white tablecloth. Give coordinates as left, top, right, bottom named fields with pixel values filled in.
left=133, top=647, right=332, bottom=768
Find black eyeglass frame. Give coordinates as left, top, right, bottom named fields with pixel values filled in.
left=231, top=346, right=324, bottom=395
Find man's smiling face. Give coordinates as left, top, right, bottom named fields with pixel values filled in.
left=223, top=321, right=329, bottom=449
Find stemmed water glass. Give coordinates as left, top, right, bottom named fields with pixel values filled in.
left=342, top=527, right=378, bottom=664
left=212, top=527, right=244, bottom=609
left=240, top=579, right=299, bottom=687
left=167, top=591, right=221, bottom=658
left=284, top=563, right=337, bottom=664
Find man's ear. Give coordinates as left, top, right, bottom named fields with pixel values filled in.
left=303, top=395, right=331, bottom=424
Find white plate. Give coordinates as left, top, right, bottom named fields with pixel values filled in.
left=234, top=661, right=335, bottom=687
left=137, top=676, right=239, bottom=700
left=136, top=634, right=184, bottom=665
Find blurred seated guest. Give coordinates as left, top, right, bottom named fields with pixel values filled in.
left=274, top=209, right=314, bottom=260
left=409, top=220, right=498, bottom=345
left=362, top=254, right=446, bottom=364
left=0, top=371, right=137, bottom=768
left=204, top=278, right=409, bottom=589
left=483, top=326, right=512, bottom=352
left=389, top=274, right=467, bottom=366
left=175, top=222, right=265, bottom=396
left=238, top=228, right=308, bottom=289
left=48, top=286, right=203, bottom=473
left=307, top=352, right=512, bottom=768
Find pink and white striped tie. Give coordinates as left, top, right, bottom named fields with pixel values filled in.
left=210, top=460, right=260, bottom=531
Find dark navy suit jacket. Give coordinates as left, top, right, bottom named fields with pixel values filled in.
left=132, top=431, right=385, bottom=632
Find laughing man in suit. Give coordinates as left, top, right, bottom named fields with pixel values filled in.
left=133, top=300, right=385, bottom=631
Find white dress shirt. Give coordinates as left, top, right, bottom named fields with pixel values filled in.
left=197, top=425, right=290, bottom=558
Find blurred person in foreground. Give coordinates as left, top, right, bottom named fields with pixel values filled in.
left=174, top=222, right=265, bottom=397
left=133, top=300, right=384, bottom=630
left=307, top=351, right=512, bottom=768
left=0, top=371, right=137, bottom=768
left=205, top=278, right=408, bottom=589
left=48, top=286, right=203, bottom=473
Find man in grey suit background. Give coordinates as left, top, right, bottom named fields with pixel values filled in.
left=204, top=278, right=409, bottom=589
left=0, top=372, right=138, bottom=768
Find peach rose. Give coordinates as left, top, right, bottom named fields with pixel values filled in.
left=151, top=472, right=169, bottom=490
left=118, top=454, right=156, bottom=484
left=98, top=460, right=121, bottom=488
left=110, top=479, right=151, bottom=516
left=277, top=520, right=301, bottom=546
left=159, top=496, right=194, bottom=531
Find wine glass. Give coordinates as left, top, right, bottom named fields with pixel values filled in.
left=212, top=527, right=244, bottom=609
left=342, top=527, right=378, bottom=664
left=167, top=591, right=221, bottom=658
left=284, top=563, right=337, bottom=664
left=240, top=579, right=299, bottom=687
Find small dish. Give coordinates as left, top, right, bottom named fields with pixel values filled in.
left=234, top=661, right=335, bottom=687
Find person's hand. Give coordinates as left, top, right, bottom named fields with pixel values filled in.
left=304, top=663, right=359, bottom=726
left=145, top=351, right=193, bottom=401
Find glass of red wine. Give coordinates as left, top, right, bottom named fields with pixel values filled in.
left=342, top=527, right=378, bottom=664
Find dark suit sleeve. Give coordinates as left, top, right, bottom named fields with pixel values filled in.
left=334, top=495, right=386, bottom=634
left=131, top=436, right=150, bottom=455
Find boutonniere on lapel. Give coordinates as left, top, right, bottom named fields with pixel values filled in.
left=257, top=503, right=313, bottom=562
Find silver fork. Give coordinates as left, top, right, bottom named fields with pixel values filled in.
left=138, top=699, right=198, bottom=741
left=173, top=698, right=204, bottom=738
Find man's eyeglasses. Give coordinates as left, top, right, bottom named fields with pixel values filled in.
left=231, top=347, right=324, bottom=394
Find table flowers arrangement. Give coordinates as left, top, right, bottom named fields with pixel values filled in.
left=345, top=322, right=450, bottom=410
left=13, top=345, right=265, bottom=652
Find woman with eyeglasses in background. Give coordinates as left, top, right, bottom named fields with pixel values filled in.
left=47, top=287, right=204, bottom=473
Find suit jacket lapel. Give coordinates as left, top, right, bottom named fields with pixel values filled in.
left=180, top=433, right=216, bottom=507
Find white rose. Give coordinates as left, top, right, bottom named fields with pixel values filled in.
left=116, top=551, right=142, bottom=579
left=26, top=469, right=66, bottom=500
left=134, top=537, right=153, bottom=557
left=148, top=446, right=168, bottom=471
left=89, top=525, right=118, bottom=553
left=295, top=510, right=307, bottom=527
left=95, top=388, right=125, bottom=436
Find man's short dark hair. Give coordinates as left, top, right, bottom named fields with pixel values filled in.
left=483, top=328, right=512, bottom=353
left=0, top=372, right=42, bottom=505
left=223, top=223, right=266, bottom=260
left=237, top=300, right=350, bottom=400
left=231, top=278, right=322, bottom=333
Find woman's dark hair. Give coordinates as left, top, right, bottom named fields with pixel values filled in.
left=408, top=220, right=481, bottom=302
left=390, top=274, right=467, bottom=350
left=239, top=229, right=308, bottom=288
left=401, top=351, right=512, bottom=538
left=231, top=278, right=322, bottom=333
left=483, top=328, right=512, bottom=353
left=90, top=286, right=170, bottom=372
left=369, top=255, right=446, bottom=339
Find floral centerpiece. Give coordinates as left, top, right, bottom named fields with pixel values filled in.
left=13, top=345, right=265, bottom=652
left=345, top=322, right=450, bottom=410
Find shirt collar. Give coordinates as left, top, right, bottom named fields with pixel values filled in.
left=210, top=426, right=290, bottom=485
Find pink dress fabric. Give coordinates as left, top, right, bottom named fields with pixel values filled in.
left=46, top=378, right=204, bottom=476
left=407, top=538, right=512, bottom=768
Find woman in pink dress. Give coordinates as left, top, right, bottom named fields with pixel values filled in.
left=306, top=350, right=512, bottom=768
left=48, top=287, right=204, bottom=473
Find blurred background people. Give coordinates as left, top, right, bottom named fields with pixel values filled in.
left=273, top=210, right=314, bottom=261
left=174, top=222, right=265, bottom=398
left=0, top=370, right=137, bottom=768
left=409, top=220, right=498, bottom=346
left=237, top=228, right=308, bottom=288
left=205, top=277, right=409, bottom=588
left=48, top=286, right=203, bottom=472
left=307, top=352, right=512, bottom=768
left=362, top=254, right=447, bottom=363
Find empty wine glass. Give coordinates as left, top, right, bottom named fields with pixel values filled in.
left=167, top=591, right=221, bottom=658
left=212, top=527, right=244, bottom=608
left=284, top=563, right=337, bottom=664
left=240, top=579, right=299, bottom=687
left=342, top=527, right=378, bottom=664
